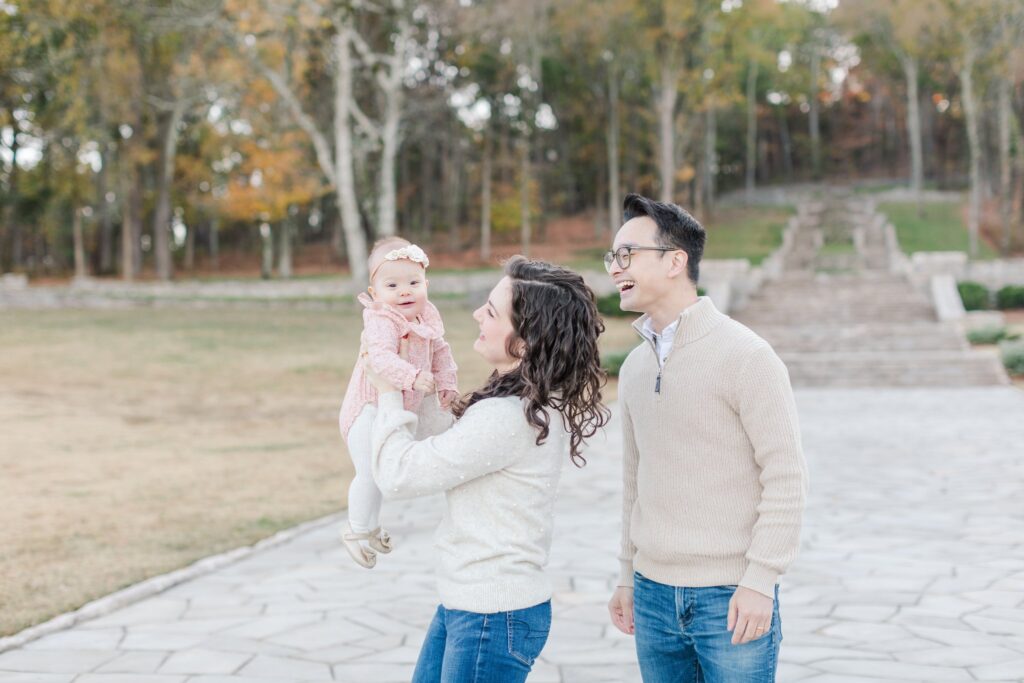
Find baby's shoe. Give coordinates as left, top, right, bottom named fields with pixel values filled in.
left=368, top=527, right=393, bottom=554
left=341, top=523, right=377, bottom=569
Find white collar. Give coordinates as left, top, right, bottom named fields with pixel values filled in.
left=641, top=316, right=679, bottom=343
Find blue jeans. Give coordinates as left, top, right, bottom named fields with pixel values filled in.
left=411, top=601, right=551, bottom=683
left=633, top=573, right=781, bottom=683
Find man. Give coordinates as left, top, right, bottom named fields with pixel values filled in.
left=606, top=193, right=808, bottom=682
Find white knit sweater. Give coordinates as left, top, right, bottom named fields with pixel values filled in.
left=372, top=391, right=565, bottom=613
left=618, top=297, right=808, bottom=598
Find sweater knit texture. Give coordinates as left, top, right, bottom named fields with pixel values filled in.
left=372, top=391, right=565, bottom=613
left=617, top=296, right=808, bottom=598
left=338, top=293, right=458, bottom=440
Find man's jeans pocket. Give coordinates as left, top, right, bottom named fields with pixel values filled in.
left=506, top=601, right=552, bottom=666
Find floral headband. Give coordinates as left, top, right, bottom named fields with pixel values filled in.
left=370, top=243, right=430, bottom=280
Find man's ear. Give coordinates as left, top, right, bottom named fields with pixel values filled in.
left=667, top=250, right=689, bottom=279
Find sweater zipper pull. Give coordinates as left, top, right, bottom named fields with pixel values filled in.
left=655, top=371, right=662, bottom=394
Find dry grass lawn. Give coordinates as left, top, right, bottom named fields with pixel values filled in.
left=0, top=301, right=638, bottom=636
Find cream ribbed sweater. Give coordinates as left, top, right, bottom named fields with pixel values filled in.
left=372, top=391, right=565, bottom=613
left=617, top=297, right=808, bottom=598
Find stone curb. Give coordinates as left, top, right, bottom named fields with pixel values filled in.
left=0, top=511, right=344, bottom=654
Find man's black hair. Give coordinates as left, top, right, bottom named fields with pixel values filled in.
left=622, top=193, right=706, bottom=284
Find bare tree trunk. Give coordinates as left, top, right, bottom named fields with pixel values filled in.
left=519, top=137, right=531, bottom=257
left=1012, top=111, right=1024, bottom=234
left=278, top=214, right=293, bottom=278
left=998, top=76, right=1012, bottom=253
left=153, top=97, right=187, bottom=281
left=72, top=207, right=88, bottom=279
left=260, top=223, right=273, bottom=279
left=657, top=52, right=678, bottom=203
left=375, top=18, right=409, bottom=238
left=334, top=24, right=368, bottom=283
left=419, top=143, right=432, bottom=237
left=480, top=128, right=492, bottom=263
left=901, top=55, right=924, bottom=216
left=3, top=129, right=19, bottom=271
left=607, top=65, right=621, bottom=235
left=446, top=128, right=464, bottom=251
left=809, top=48, right=822, bottom=180
left=778, top=106, right=793, bottom=181
left=745, top=57, right=760, bottom=200
left=703, top=101, right=717, bottom=216
left=208, top=216, right=219, bottom=270
left=960, top=48, right=981, bottom=258
left=97, top=146, right=114, bottom=273
left=131, top=168, right=144, bottom=276
left=184, top=220, right=196, bottom=271
left=119, top=164, right=136, bottom=280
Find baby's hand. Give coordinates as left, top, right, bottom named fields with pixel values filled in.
left=438, top=390, right=458, bottom=410
left=413, top=370, right=436, bottom=393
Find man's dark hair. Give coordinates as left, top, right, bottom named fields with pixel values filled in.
left=622, top=193, right=705, bottom=284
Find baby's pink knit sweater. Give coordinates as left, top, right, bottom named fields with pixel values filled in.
left=338, top=293, right=458, bottom=440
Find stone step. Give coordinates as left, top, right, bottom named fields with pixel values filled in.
left=737, top=306, right=937, bottom=325
left=779, top=350, right=1009, bottom=388
left=747, top=323, right=966, bottom=353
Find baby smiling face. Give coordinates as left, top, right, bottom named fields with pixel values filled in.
left=369, top=257, right=429, bottom=321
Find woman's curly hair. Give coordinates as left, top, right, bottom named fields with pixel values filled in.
left=452, top=256, right=611, bottom=466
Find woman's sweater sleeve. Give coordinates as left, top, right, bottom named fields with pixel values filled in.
left=371, top=392, right=525, bottom=500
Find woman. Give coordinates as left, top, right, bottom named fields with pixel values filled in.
left=364, top=256, right=609, bottom=683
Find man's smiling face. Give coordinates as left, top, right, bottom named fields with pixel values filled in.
left=608, top=216, right=678, bottom=314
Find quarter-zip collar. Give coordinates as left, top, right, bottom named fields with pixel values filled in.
left=632, top=296, right=727, bottom=359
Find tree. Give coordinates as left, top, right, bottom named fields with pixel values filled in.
left=837, top=0, right=943, bottom=216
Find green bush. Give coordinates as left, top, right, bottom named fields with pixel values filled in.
left=596, top=288, right=706, bottom=318
left=1000, top=340, right=1024, bottom=375
left=602, top=350, right=630, bottom=377
left=596, top=292, right=630, bottom=317
left=996, top=285, right=1024, bottom=310
left=957, top=281, right=991, bottom=311
left=967, top=326, right=1019, bottom=345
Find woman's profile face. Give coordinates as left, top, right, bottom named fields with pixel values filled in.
left=472, top=276, right=518, bottom=373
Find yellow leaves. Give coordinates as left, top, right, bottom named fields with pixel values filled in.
left=218, top=133, right=324, bottom=223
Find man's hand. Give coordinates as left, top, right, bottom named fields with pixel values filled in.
left=607, top=586, right=635, bottom=635
left=413, top=370, right=436, bottom=393
left=727, top=586, right=773, bottom=645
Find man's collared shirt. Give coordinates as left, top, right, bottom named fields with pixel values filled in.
left=640, top=317, right=679, bottom=368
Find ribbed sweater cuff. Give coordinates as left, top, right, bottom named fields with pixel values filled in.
left=739, top=562, right=778, bottom=598
left=618, top=560, right=635, bottom=588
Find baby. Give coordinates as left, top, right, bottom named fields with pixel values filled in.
left=338, top=237, right=458, bottom=568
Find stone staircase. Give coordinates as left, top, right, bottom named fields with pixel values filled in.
left=733, top=195, right=1008, bottom=387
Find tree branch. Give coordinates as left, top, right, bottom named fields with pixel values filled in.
left=242, top=43, right=338, bottom=188
left=350, top=99, right=382, bottom=141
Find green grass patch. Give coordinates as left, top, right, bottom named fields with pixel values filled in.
left=880, top=202, right=998, bottom=259
left=703, top=206, right=793, bottom=265
left=819, top=241, right=856, bottom=256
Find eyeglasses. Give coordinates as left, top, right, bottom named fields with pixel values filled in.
left=603, top=245, right=675, bottom=273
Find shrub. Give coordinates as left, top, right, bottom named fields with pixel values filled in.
left=596, top=292, right=630, bottom=317
left=1000, top=340, right=1024, bottom=375
left=602, top=350, right=630, bottom=377
left=996, top=285, right=1024, bottom=310
left=596, top=287, right=706, bottom=318
left=967, top=326, right=1019, bottom=345
left=957, top=281, right=991, bottom=311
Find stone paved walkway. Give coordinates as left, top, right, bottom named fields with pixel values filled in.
left=2, top=388, right=1023, bottom=682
